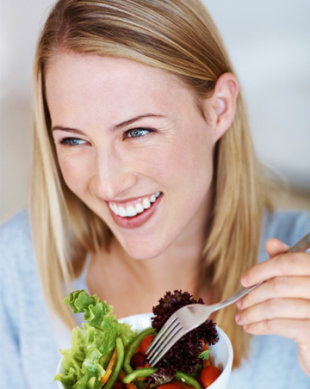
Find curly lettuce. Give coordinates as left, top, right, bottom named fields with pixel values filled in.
left=151, top=290, right=218, bottom=374
left=55, top=290, right=136, bottom=389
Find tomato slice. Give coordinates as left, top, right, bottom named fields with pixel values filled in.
left=112, top=379, right=126, bottom=389
left=139, top=334, right=155, bottom=355
left=157, top=384, right=182, bottom=389
left=131, top=352, right=147, bottom=368
left=200, top=366, right=221, bottom=387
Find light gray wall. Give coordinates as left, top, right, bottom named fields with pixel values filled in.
left=206, top=0, right=310, bottom=188
left=0, top=0, right=56, bottom=222
left=1, top=1, right=309, bottom=222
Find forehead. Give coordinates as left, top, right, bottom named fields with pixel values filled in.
left=44, top=52, right=204, bottom=130
left=45, top=52, right=195, bottom=113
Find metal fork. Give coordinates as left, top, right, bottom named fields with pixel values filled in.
left=146, top=232, right=310, bottom=366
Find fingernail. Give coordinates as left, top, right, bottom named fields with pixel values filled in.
left=235, top=313, right=243, bottom=324
left=243, top=324, right=253, bottom=333
left=241, top=274, right=249, bottom=287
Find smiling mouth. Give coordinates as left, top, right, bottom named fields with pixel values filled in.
left=108, top=191, right=162, bottom=218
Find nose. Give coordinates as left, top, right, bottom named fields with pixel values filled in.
left=90, top=147, right=136, bottom=200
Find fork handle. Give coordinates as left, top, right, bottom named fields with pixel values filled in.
left=211, top=232, right=310, bottom=313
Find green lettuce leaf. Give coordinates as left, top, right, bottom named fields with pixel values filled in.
left=198, top=349, right=211, bottom=360
left=54, top=290, right=136, bottom=389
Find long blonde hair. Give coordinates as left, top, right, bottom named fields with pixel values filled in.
left=31, top=0, right=272, bottom=368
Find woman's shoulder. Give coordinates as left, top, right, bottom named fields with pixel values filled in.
left=262, top=209, right=310, bottom=242
left=0, top=209, right=36, bottom=277
left=0, top=209, right=32, bottom=245
left=259, top=209, right=310, bottom=261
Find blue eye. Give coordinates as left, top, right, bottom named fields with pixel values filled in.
left=60, top=137, right=86, bottom=146
left=126, top=128, right=152, bottom=138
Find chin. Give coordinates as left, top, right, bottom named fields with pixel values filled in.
left=121, top=240, right=167, bottom=261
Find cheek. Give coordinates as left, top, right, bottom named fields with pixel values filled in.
left=173, top=135, right=215, bottom=206
left=162, top=131, right=214, bottom=182
left=57, top=153, right=91, bottom=195
left=143, top=139, right=214, bottom=199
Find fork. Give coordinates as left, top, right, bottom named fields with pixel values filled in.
left=146, top=232, right=310, bottom=366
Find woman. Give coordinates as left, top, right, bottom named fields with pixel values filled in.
left=0, top=0, right=309, bottom=388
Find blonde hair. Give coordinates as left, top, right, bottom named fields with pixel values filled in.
left=31, top=0, right=272, bottom=368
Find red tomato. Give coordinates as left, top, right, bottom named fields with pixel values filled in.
left=157, top=384, right=182, bottom=389
left=172, top=381, right=194, bottom=389
left=131, top=352, right=147, bottom=368
left=113, top=379, right=125, bottom=389
left=200, top=365, right=221, bottom=387
left=139, top=334, right=155, bottom=355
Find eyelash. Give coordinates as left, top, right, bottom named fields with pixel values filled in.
left=124, top=127, right=154, bottom=139
left=58, top=127, right=154, bottom=146
left=59, top=138, right=87, bottom=146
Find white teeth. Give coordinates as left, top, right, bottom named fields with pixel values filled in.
left=127, top=206, right=137, bottom=217
left=143, top=198, right=151, bottom=209
left=135, top=203, right=144, bottom=214
left=119, top=207, right=126, bottom=217
left=109, top=192, right=161, bottom=218
left=109, top=203, right=118, bottom=215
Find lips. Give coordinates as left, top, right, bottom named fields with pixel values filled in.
left=107, top=191, right=162, bottom=229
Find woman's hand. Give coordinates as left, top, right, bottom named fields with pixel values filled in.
left=236, top=238, right=310, bottom=376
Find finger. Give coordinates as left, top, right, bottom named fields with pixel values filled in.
left=241, top=251, right=310, bottom=287
left=238, top=276, right=310, bottom=309
left=242, top=318, right=310, bottom=376
left=240, top=317, right=310, bottom=344
left=235, top=298, right=310, bottom=326
left=265, top=238, right=289, bottom=258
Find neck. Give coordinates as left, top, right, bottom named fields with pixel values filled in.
left=87, top=227, right=210, bottom=317
left=115, top=232, right=204, bottom=293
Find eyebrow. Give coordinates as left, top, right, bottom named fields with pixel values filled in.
left=114, top=113, right=164, bottom=128
left=51, top=126, right=84, bottom=134
left=51, top=113, right=164, bottom=133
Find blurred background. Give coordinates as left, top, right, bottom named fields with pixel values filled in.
left=0, top=0, right=309, bottom=223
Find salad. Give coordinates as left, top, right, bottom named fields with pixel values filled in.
left=55, top=290, right=221, bottom=389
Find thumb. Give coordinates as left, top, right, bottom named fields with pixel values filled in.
left=265, top=238, right=289, bottom=258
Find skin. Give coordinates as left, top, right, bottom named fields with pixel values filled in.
left=236, top=239, right=310, bottom=376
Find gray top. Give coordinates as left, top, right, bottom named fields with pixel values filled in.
left=0, top=209, right=309, bottom=388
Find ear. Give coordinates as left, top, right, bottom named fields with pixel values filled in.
left=201, top=72, right=239, bottom=143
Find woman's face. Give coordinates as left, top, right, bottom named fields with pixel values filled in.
left=46, top=53, right=219, bottom=259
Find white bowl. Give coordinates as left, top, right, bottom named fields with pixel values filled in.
left=57, top=313, right=233, bottom=389
left=119, top=313, right=233, bottom=389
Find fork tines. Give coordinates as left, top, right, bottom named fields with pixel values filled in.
left=146, top=315, right=183, bottom=366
